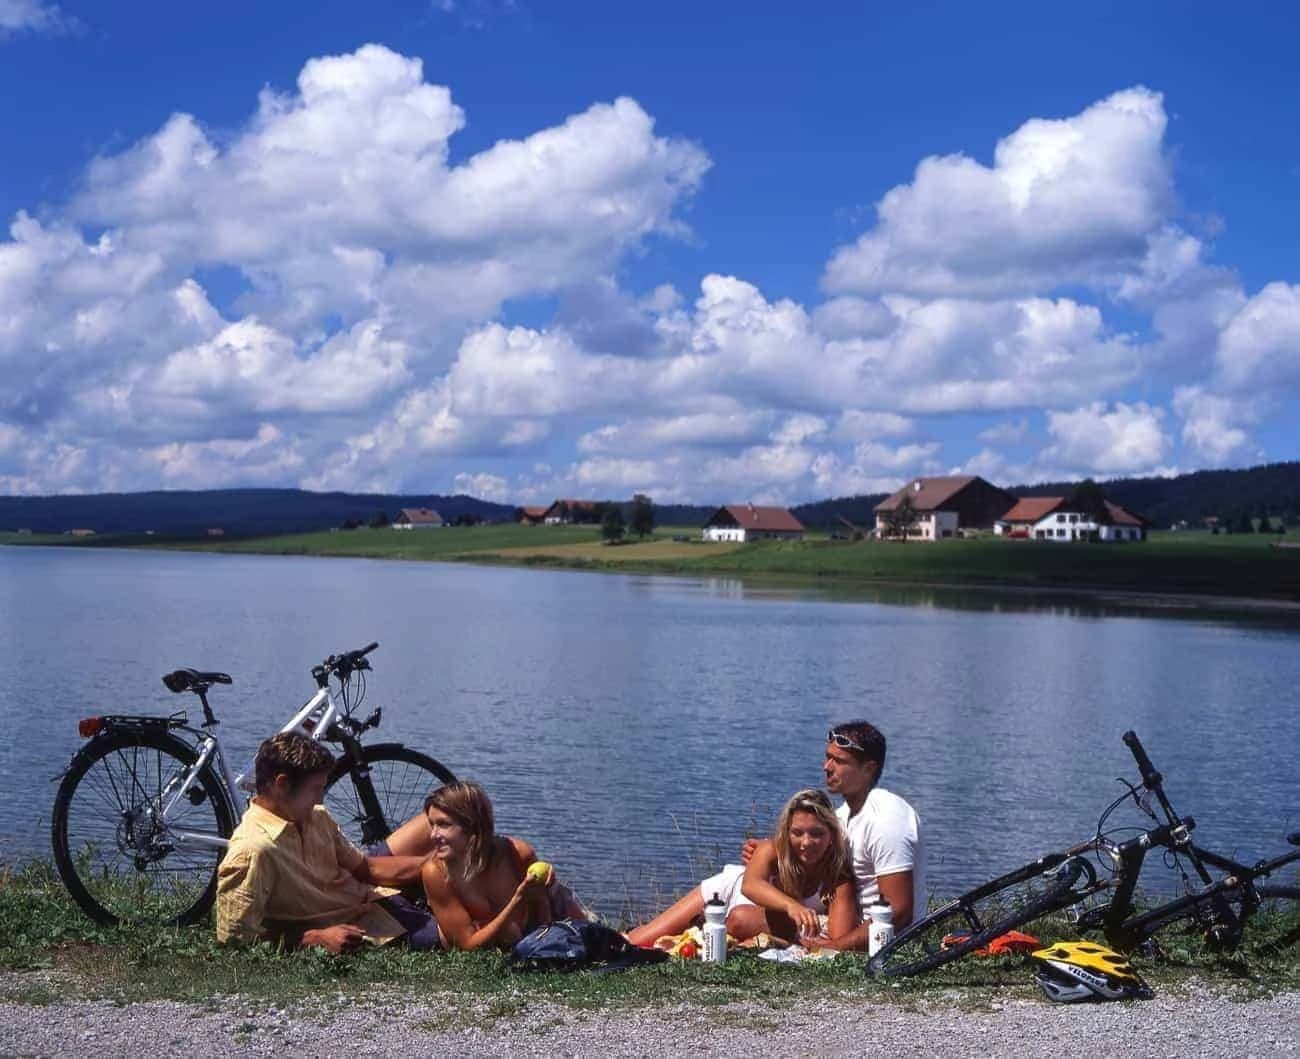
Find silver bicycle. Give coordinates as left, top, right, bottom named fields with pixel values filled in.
left=51, top=642, right=455, bottom=926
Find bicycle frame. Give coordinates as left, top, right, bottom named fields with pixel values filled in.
left=156, top=683, right=347, bottom=853
left=1061, top=730, right=1300, bottom=947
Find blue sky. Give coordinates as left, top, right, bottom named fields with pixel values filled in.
left=1, top=1, right=1298, bottom=502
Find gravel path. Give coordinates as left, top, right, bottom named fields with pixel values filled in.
left=0, top=975, right=1294, bottom=1057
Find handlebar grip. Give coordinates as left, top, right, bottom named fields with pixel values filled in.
left=359, top=642, right=379, bottom=656
left=1123, top=730, right=1162, bottom=787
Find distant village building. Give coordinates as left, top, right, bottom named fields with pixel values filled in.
left=66, top=528, right=95, bottom=537
left=995, top=498, right=1146, bottom=541
left=207, top=528, right=225, bottom=537
left=543, top=500, right=603, bottom=525
left=518, top=506, right=549, bottom=526
left=702, top=504, right=805, bottom=543
left=874, top=476, right=1016, bottom=540
left=393, top=508, right=444, bottom=530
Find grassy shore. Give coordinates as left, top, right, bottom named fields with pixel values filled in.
left=9, top=526, right=1300, bottom=605
left=1, top=861, right=1295, bottom=1013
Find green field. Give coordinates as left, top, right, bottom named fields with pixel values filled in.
left=670, top=532, right=1300, bottom=601
left=8, top=525, right=1300, bottom=605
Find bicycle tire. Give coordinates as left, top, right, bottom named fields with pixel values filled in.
left=870, top=854, right=1092, bottom=977
left=1118, top=883, right=1300, bottom=954
left=51, top=729, right=235, bottom=926
left=323, top=743, right=455, bottom=850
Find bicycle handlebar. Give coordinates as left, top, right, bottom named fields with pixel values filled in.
left=1122, top=730, right=1162, bottom=788
left=312, top=642, right=380, bottom=688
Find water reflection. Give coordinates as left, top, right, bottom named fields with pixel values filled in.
left=639, top=572, right=1300, bottom=627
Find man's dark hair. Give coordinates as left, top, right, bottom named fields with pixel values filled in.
left=830, top=720, right=887, bottom=771
left=254, top=732, right=335, bottom=794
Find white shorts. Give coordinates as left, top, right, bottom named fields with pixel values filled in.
left=699, top=864, right=753, bottom=914
left=699, top=864, right=830, bottom=924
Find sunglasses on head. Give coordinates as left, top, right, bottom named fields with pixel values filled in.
left=828, top=730, right=866, bottom=753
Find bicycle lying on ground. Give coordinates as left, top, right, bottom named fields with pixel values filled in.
left=51, top=642, right=455, bottom=927
left=870, top=730, right=1300, bottom=977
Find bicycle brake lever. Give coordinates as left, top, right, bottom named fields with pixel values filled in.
left=1137, top=788, right=1158, bottom=818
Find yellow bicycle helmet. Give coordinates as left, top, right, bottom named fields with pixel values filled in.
left=1030, top=941, right=1154, bottom=1003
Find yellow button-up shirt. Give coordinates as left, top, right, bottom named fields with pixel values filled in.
left=216, top=801, right=402, bottom=945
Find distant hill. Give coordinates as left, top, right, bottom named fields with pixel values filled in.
left=0, top=489, right=516, bottom=537
left=648, top=503, right=716, bottom=526
left=793, top=494, right=889, bottom=530
left=5, top=461, right=1299, bottom=537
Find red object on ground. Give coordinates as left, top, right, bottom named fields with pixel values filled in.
left=942, top=929, right=1041, bottom=956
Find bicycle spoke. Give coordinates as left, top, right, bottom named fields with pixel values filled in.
left=55, top=731, right=232, bottom=925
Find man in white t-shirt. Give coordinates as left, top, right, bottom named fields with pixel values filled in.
left=825, top=719, right=925, bottom=949
left=628, top=718, right=924, bottom=951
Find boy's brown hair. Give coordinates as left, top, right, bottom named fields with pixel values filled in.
left=253, top=732, right=335, bottom=794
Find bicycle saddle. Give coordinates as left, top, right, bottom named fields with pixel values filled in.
left=162, top=668, right=233, bottom=693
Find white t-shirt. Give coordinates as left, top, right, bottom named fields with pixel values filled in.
left=836, top=786, right=925, bottom=919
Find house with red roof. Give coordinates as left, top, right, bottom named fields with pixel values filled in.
left=542, top=499, right=604, bottom=525
left=874, top=476, right=1017, bottom=540
left=995, top=497, right=1147, bottom=541
left=517, top=506, right=549, bottom=525
left=702, top=504, right=805, bottom=543
left=393, top=507, right=444, bottom=529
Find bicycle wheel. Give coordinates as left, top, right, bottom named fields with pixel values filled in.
left=1119, top=883, right=1300, bottom=955
left=323, top=743, right=455, bottom=850
left=870, top=854, right=1093, bottom=977
left=51, top=729, right=235, bottom=926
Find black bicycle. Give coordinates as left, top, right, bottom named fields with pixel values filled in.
left=51, top=642, right=455, bottom=926
left=870, top=730, right=1300, bottom=977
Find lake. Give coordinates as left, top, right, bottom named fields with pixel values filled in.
left=1, top=545, right=1297, bottom=921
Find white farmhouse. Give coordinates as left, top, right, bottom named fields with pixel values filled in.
left=995, top=498, right=1146, bottom=541
left=702, top=504, right=805, bottom=542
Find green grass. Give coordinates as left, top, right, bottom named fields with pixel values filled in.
left=1, top=860, right=1294, bottom=1012
left=662, top=531, right=1300, bottom=602
left=180, top=523, right=612, bottom=558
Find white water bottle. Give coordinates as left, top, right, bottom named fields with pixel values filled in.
left=702, top=892, right=728, bottom=963
left=867, top=900, right=894, bottom=958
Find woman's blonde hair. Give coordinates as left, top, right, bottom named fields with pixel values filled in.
left=773, top=788, right=848, bottom=902
left=424, top=780, right=496, bottom=879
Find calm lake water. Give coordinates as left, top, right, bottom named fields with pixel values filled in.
left=1, top=546, right=1297, bottom=919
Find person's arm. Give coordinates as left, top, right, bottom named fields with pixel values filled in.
left=739, top=840, right=821, bottom=938
left=215, top=845, right=274, bottom=946
left=876, top=869, right=915, bottom=931
left=419, top=857, right=546, bottom=951
left=355, top=854, right=430, bottom=888
left=823, top=878, right=859, bottom=945
left=509, top=837, right=554, bottom=928
left=828, top=870, right=916, bottom=951
left=325, top=809, right=429, bottom=888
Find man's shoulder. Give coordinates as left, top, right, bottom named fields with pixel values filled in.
left=866, top=786, right=920, bottom=826
left=224, top=820, right=278, bottom=861
left=868, top=784, right=920, bottom=810
left=866, top=786, right=918, bottom=816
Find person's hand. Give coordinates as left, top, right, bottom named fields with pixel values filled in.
left=515, top=866, right=552, bottom=901
left=786, top=903, right=821, bottom=939
left=739, top=838, right=760, bottom=864
left=303, top=924, right=365, bottom=954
